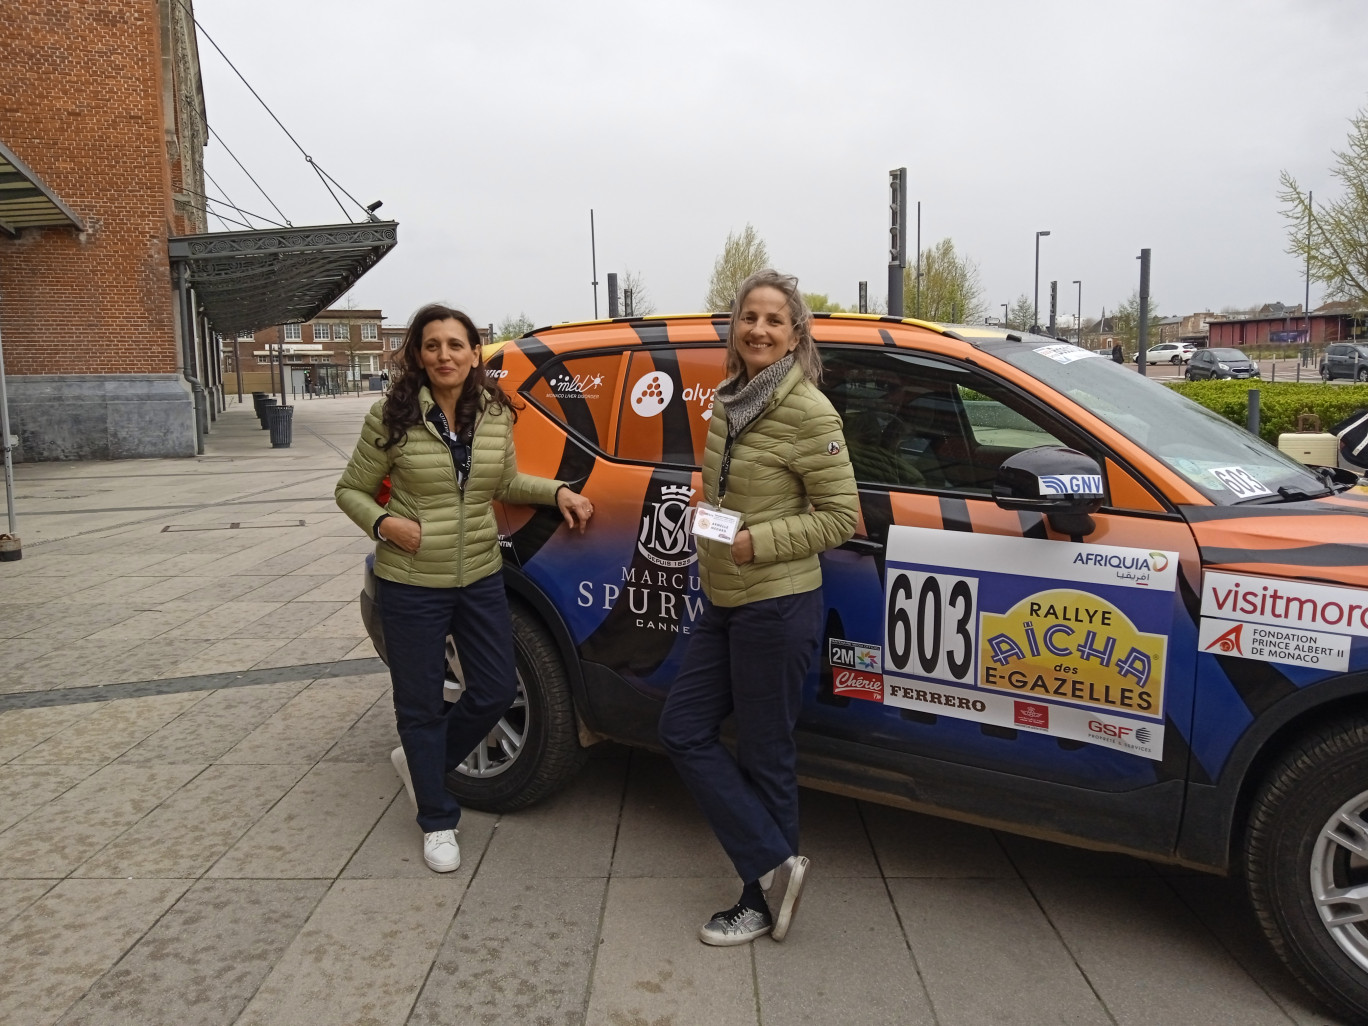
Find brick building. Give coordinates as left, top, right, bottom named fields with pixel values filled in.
left=1207, top=302, right=1365, bottom=348
left=1, top=0, right=396, bottom=461
left=223, top=308, right=387, bottom=395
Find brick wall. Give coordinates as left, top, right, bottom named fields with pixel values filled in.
left=0, top=0, right=183, bottom=376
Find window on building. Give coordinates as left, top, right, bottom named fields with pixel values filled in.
left=361, top=323, right=378, bottom=341
left=284, top=323, right=302, bottom=340
left=334, top=323, right=350, bottom=341
left=313, top=323, right=331, bottom=341
left=310, top=354, right=332, bottom=364
left=238, top=330, right=254, bottom=341
left=255, top=354, right=273, bottom=364
left=388, top=337, right=402, bottom=351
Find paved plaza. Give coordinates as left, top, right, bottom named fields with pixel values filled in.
left=0, top=393, right=1347, bottom=1025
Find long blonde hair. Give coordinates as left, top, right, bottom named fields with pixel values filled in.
left=724, top=269, right=822, bottom=383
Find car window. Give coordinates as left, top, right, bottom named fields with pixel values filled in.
left=524, top=351, right=625, bottom=453
left=617, top=347, right=726, bottom=466
left=820, top=347, right=1067, bottom=492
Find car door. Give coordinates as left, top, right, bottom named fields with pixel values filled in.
left=1328, top=344, right=1349, bottom=378
left=1189, top=350, right=1211, bottom=379
left=808, top=342, right=1201, bottom=856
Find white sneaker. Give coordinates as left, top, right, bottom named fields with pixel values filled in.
left=391, top=745, right=416, bottom=811
left=423, top=829, right=461, bottom=873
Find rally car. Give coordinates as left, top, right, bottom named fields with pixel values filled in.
left=359, top=314, right=1368, bottom=1021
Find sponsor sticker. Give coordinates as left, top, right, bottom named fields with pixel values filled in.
left=1014, top=701, right=1050, bottom=729
left=636, top=484, right=697, bottom=568
left=1199, top=616, right=1351, bottom=672
left=1207, top=466, right=1273, bottom=499
left=1038, top=473, right=1103, bottom=496
left=1034, top=343, right=1102, bottom=365
left=830, top=639, right=882, bottom=672
left=1202, top=571, right=1368, bottom=639
left=629, top=372, right=674, bottom=417
left=832, top=668, right=884, bottom=701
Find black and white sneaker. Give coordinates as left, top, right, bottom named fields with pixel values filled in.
left=698, top=901, right=772, bottom=946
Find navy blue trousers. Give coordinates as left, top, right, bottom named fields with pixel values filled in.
left=378, top=573, right=516, bottom=833
left=658, top=588, right=823, bottom=883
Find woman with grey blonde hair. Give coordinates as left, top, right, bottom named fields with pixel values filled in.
left=659, top=269, right=858, bottom=945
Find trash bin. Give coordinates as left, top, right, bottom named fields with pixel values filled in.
left=267, top=404, right=294, bottom=448
left=258, top=397, right=277, bottom=429
left=251, top=392, right=267, bottom=418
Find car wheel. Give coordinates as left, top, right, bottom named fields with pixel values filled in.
left=1322, top=366, right=1332, bottom=381
left=444, top=602, right=588, bottom=812
left=1185, top=368, right=1196, bottom=381
left=1171, top=355, right=1181, bottom=365
left=1246, top=717, right=1368, bottom=1023
left=1357, top=368, right=1368, bottom=382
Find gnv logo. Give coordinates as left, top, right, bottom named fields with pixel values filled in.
left=1038, top=474, right=1103, bottom=496
left=637, top=484, right=697, bottom=568
left=630, top=372, right=674, bottom=417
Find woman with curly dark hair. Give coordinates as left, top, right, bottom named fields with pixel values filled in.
left=336, top=303, right=593, bottom=873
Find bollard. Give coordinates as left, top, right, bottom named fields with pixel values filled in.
left=1246, top=388, right=1260, bottom=436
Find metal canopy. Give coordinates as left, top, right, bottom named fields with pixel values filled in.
left=168, top=221, right=398, bottom=335
left=0, top=139, right=86, bottom=235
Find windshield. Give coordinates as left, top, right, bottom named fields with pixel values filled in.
left=994, top=342, right=1326, bottom=505
left=1208, top=349, right=1249, bottom=361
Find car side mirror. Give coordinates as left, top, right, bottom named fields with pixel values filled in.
left=992, top=446, right=1105, bottom=536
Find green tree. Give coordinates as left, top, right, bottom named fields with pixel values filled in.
left=802, top=293, right=849, bottom=313
left=902, top=238, right=985, bottom=323
left=496, top=314, right=535, bottom=341
left=704, top=224, right=769, bottom=312
left=1279, top=105, right=1368, bottom=304
left=1006, top=294, right=1035, bottom=331
left=1107, top=290, right=1163, bottom=348
left=617, top=269, right=656, bottom=316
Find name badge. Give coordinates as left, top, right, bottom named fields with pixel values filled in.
left=692, top=502, right=741, bottom=544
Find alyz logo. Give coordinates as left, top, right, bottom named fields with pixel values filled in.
left=829, top=639, right=881, bottom=672
left=637, top=484, right=697, bottom=568
left=630, top=372, right=674, bottom=417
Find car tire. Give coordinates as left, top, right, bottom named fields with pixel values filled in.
left=1185, top=368, right=1196, bottom=381
left=1171, top=355, right=1181, bottom=365
left=1245, top=717, right=1368, bottom=1024
left=1357, top=368, right=1368, bottom=382
left=1322, top=366, right=1331, bottom=381
left=444, top=601, right=588, bottom=813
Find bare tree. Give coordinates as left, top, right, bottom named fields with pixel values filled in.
left=1279, top=105, right=1368, bottom=304
left=618, top=269, right=656, bottom=316
left=704, top=224, right=770, bottom=312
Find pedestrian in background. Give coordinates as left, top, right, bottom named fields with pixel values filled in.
left=659, top=270, right=858, bottom=945
left=335, top=303, right=593, bottom=873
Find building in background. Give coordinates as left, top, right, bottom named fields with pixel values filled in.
left=223, top=309, right=387, bottom=395
left=1207, top=302, right=1365, bottom=348
left=2, top=0, right=396, bottom=462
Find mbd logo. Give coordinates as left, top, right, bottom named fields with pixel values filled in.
left=637, top=484, right=697, bottom=568
left=630, top=372, right=674, bottom=417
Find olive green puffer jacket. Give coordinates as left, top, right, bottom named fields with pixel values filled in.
left=335, top=387, right=563, bottom=589
left=697, top=362, right=859, bottom=607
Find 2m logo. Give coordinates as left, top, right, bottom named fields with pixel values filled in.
left=885, top=570, right=979, bottom=684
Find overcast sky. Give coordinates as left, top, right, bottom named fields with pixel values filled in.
left=196, top=0, right=1368, bottom=331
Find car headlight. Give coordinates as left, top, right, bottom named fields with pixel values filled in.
left=1251, top=361, right=1259, bottom=371
left=1218, top=362, right=1231, bottom=371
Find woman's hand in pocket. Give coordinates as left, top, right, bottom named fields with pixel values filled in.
left=380, top=516, right=422, bottom=553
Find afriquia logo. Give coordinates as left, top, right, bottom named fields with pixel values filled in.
left=549, top=371, right=603, bottom=399
left=629, top=372, right=674, bottom=417
left=1148, top=551, right=1169, bottom=573
left=637, top=484, right=697, bottom=568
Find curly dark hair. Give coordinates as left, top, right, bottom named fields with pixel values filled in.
left=378, top=303, right=520, bottom=451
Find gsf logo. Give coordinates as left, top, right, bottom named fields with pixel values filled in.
left=885, top=570, right=978, bottom=684
left=1088, top=720, right=1133, bottom=739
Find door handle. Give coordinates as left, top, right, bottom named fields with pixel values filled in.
left=842, top=536, right=885, bottom=556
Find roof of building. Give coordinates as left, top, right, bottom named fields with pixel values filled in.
left=0, top=139, right=85, bottom=234
left=169, top=221, right=397, bottom=336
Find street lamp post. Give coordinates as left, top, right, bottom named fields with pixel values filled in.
left=1001, top=303, right=1009, bottom=329
left=1072, top=280, right=1082, bottom=346
left=1033, top=230, right=1051, bottom=332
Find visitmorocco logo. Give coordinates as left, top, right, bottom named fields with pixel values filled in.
left=1199, top=571, right=1359, bottom=673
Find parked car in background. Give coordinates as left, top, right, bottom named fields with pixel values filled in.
left=359, top=315, right=1368, bottom=1021
left=1137, top=341, right=1196, bottom=365
left=1320, top=342, right=1368, bottom=382
left=1186, top=347, right=1260, bottom=380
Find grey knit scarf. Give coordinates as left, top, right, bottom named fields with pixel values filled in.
left=716, top=354, right=794, bottom=438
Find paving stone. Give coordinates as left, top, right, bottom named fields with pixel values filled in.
left=796, top=788, right=881, bottom=878
left=298, top=603, right=368, bottom=639
left=16, top=602, right=144, bottom=639
left=83, top=601, right=220, bottom=641
left=0, top=638, right=143, bottom=694
left=610, top=751, right=737, bottom=879
left=478, top=757, right=628, bottom=881
left=117, top=682, right=307, bottom=763
left=231, top=600, right=348, bottom=639
left=218, top=678, right=385, bottom=764
left=755, top=876, right=935, bottom=1024
left=13, top=691, right=209, bottom=766
left=54, top=879, right=328, bottom=1026
left=320, top=691, right=397, bottom=764
left=0, top=762, right=204, bottom=878
left=234, top=575, right=336, bottom=604
left=293, top=570, right=369, bottom=603
left=890, top=877, right=1111, bottom=1026
left=0, top=764, right=96, bottom=833
left=997, top=831, right=1160, bottom=880
left=235, top=879, right=462, bottom=1026
left=341, top=793, right=497, bottom=880
left=86, top=638, right=222, bottom=687
left=1029, top=874, right=1300, bottom=1025
left=586, top=876, right=757, bottom=1026
left=76, top=763, right=310, bottom=879
left=0, top=704, right=100, bottom=764
left=409, top=876, right=605, bottom=1026
left=174, top=600, right=287, bottom=640
left=0, top=878, right=189, bottom=1026
left=0, top=638, right=68, bottom=672
left=251, top=636, right=358, bottom=669
left=861, top=802, right=1017, bottom=878
left=0, top=878, right=57, bottom=930
left=208, top=762, right=397, bottom=879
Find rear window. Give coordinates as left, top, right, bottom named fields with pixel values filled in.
left=524, top=351, right=625, bottom=452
